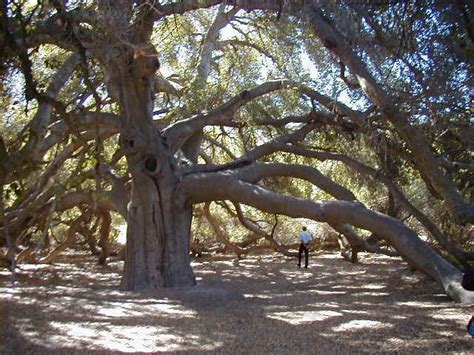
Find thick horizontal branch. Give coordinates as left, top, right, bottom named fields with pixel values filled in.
left=236, top=163, right=356, bottom=201
left=219, top=1, right=473, bottom=224
left=278, top=145, right=474, bottom=263
left=179, top=172, right=473, bottom=302
left=152, top=1, right=222, bottom=20
left=185, top=120, right=320, bottom=175
left=163, top=79, right=293, bottom=153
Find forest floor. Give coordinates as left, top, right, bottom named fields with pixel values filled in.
left=0, top=251, right=473, bottom=354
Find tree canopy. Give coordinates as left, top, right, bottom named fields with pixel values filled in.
left=0, top=0, right=473, bottom=302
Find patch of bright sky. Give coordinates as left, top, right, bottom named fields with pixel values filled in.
left=300, top=51, right=319, bottom=80
left=217, top=21, right=361, bottom=109
left=2, top=68, right=33, bottom=128
left=147, top=7, right=363, bottom=111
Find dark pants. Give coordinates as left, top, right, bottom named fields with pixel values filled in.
left=298, top=243, right=309, bottom=268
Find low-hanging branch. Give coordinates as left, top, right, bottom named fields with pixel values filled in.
left=180, top=172, right=473, bottom=303
left=202, top=202, right=271, bottom=257
left=330, top=223, right=398, bottom=263
left=41, top=208, right=93, bottom=264
left=231, top=202, right=297, bottom=257
left=275, top=144, right=474, bottom=264
left=208, top=0, right=473, bottom=225
left=304, top=6, right=473, bottom=225
left=236, top=163, right=356, bottom=201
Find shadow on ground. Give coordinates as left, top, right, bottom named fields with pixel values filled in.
left=0, top=251, right=472, bottom=354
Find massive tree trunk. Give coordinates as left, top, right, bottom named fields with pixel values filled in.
left=2, top=0, right=470, bottom=304
left=104, top=52, right=195, bottom=291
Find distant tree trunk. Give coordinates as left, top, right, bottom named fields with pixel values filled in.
left=85, top=217, right=100, bottom=256
left=97, top=208, right=111, bottom=265
left=105, top=53, right=195, bottom=290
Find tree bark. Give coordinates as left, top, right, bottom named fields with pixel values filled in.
left=97, top=208, right=111, bottom=265
left=222, top=1, right=473, bottom=225
left=304, top=6, right=473, bottom=225
left=277, top=145, right=474, bottom=264
left=42, top=209, right=92, bottom=264
left=181, top=173, right=474, bottom=303
left=104, top=52, right=195, bottom=290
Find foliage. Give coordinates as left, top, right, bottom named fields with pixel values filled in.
left=0, top=0, right=472, bottom=270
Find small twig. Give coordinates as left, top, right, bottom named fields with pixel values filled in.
left=271, top=214, right=278, bottom=239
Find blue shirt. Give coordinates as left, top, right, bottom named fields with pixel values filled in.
left=299, top=231, right=313, bottom=244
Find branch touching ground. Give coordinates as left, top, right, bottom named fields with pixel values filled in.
left=180, top=172, right=474, bottom=303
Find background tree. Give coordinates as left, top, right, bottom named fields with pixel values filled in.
left=0, top=0, right=472, bottom=302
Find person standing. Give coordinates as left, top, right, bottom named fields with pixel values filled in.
left=298, top=226, right=313, bottom=268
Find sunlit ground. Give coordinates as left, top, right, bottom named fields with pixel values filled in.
left=0, top=252, right=473, bottom=353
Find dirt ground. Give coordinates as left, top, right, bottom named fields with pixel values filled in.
left=0, top=251, right=473, bottom=354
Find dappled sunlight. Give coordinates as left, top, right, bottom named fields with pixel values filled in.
left=330, top=285, right=364, bottom=290
left=90, top=301, right=197, bottom=319
left=352, top=291, right=391, bottom=297
left=1, top=252, right=473, bottom=353
left=267, top=310, right=344, bottom=325
left=45, top=321, right=223, bottom=352
left=337, top=270, right=368, bottom=276
left=278, top=263, right=326, bottom=271
left=395, top=301, right=441, bottom=308
left=243, top=293, right=274, bottom=299
left=308, top=289, right=347, bottom=296
left=430, top=310, right=469, bottom=321
left=361, top=283, right=387, bottom=289
left=339, top=309, right=371, bottom=315
left=332, top=319, right=392, bottom=332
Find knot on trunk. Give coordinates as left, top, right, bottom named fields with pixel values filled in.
left=120, top=130, right=145, bottom=155
left=240, top=90, right=250, bottom=99
left=131, top=45, right=160, bottom=78
left=143, top=155, right=161, bottom=175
